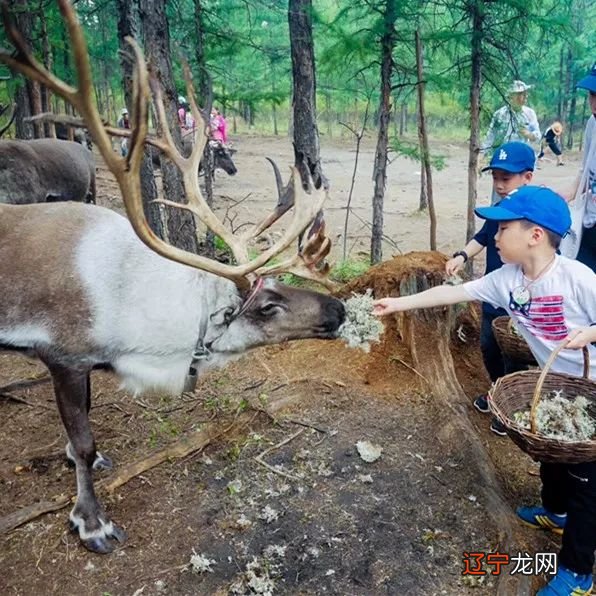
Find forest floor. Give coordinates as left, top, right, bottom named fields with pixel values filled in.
left=0, top=136, right=585, bottom=595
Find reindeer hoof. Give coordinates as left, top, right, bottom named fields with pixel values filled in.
left=69, top=517, right=127, bottom=553
left=92, top=452, right=113, bottom=471
left=83, top=536, right=116, bottom=554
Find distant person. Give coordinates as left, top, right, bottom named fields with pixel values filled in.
left=563, top=63, right=596, bottom=271
left=445, top=142, right=535, bottom=436
left=538, top=121, right=564, bottom=166
left=482, top=80, right=541, bottom=153
left=210, top=107, right=228, bottom=144
left=177, top=95, right=195, bottom=140
left=117, top=108, right=130, bottom=157
left=481, top=80, right=541, bottom=203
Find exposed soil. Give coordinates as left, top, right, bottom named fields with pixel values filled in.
left=0, top=136, right=583, bottom=595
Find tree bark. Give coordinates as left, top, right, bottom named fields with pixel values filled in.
left=139, top=0, right=198, bottom=253
left=415, top=30, right=436, bottom=250
left=10, top=0, right=36, bottom=139
left=116, top=0, right=164, bottom=239
left=466, top=1, right=483, bottom=247
left=370, top=0, right=397, bottom=264
left=288, top=0, right=323, bottom=188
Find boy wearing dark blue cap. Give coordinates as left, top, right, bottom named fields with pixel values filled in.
left=373, top=186, right=596, bottom=596
left=446, top=141, right=535, bottom=436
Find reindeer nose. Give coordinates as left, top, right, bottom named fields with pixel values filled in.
left=323, top=298, right=346, bottom=331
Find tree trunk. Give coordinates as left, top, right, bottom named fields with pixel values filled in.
left=370, top=0, right=396, bottom=264
left=194, top=0, right=216, bottom=257
left=288, top=0, right=323, bottom=188
left=415, top=31, right=436, bottom=249
left=116, top=0, right=164, bottom=240
left=139, top=0, right=198, bottom=253
left=10, top=0, right=36, bottom=139
left=39, top=7, right=54, bottom=138
left=466, top=1, right=483, bottom=247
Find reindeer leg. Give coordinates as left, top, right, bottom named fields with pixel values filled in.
left=48, top=364, right=125, bottom=553
left=65, top=374, right=112, bottom=471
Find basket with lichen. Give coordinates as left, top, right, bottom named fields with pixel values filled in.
left=491, top=316, right=537, bottom=366
left=489, top=343, right=595, bottom=464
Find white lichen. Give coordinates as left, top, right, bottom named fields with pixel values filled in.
left=356, top=440, right=383, bottom=463
left=230, top=557, right=277, bottom=596
left=263, top=544, right=287, bottom=559
left=513, top=392, right=595, bottom=441
left=189, top=550, right=216, bottom=574
left=339, top=289, right=385, bottom=352
left=258, top=505, right=279, bottom=524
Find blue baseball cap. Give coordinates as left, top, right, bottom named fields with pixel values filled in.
left=482, top=141, right=536, bottom=173
left=577, top=62, right=596, bottom=93
left=475, top=186, right=571, bottom=237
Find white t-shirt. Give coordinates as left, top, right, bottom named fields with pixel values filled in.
left=581, top=116, right=596, bottom=227
left=464, top=255, right=596, bottom=378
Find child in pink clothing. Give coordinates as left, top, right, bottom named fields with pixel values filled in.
left=210, top=107, right=228, bottom=143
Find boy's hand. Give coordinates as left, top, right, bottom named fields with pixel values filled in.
left=565, top=327, right=596, bottom=349
left=445, top=255, right=465, bottom=276
left=372, top=298, right=402, bottom=316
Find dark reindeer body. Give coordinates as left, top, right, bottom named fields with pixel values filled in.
left=0, top=139, right=96, bottom=205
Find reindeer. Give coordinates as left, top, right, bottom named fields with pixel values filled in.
left=0, top=1, right=343, bottom=554
left=151, top=135, right=237, bottom=176
left=0, top=138, right=96, bottom=204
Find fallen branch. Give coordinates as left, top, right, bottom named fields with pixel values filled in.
left=0, top=373, right=51, bottom=393
left=0, top=391, right=54, bottom=410
left=390, top=356, right=430, bottom=385
left=0, top=387, right=310, bottom=534
left=254, top=428, right=304, bottom=481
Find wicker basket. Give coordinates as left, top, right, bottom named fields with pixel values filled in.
left=489, top=343, right=595, bottom=464
left=491, top=316, right=537, bottom=366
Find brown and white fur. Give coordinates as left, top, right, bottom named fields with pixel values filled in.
left=0, top=138, right=96, bottom=205
left=0, top=202, right=345, bottom=553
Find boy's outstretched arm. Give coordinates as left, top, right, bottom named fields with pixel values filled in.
left=372, top=285, right=471, bottom=316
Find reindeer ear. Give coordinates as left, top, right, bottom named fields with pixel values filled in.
left=210, top=305, right=237, bottom=326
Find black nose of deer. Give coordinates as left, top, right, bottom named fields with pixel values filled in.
left=323, top=298, right=346, bottom=332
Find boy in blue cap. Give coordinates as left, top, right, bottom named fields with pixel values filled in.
left=446, top=141, right=535, bottom=436
left=373, top=186, right=596, bottom=596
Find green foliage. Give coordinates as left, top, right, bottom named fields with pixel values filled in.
left=330, top=260, right=370, bottom=283
left=390, top=137, right=446, bottom=171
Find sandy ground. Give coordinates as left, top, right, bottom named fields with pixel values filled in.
left=96, top=133, right=581, bottom=266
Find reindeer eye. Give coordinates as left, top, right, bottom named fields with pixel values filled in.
left=259, top=304, right=280, bottom=317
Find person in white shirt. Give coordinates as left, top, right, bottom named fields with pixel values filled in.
left=372, top=186, right=595, bottom=596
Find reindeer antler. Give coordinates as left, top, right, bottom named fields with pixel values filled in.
left=0, top=0, right=332, bottom=289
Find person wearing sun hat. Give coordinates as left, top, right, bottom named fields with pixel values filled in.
left=538, top=121, right=564, bottom=166
left=482, top=80, right=542, bottom=155
left=563, top=63, right=596, bottom=271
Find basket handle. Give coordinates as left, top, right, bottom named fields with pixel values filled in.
left=530, top=340, right=590, bottom=433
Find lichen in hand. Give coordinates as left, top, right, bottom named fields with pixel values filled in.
left=339, top=289, right=385, bottom=352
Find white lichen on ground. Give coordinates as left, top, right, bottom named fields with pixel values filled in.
left=189, top=550, right=216, bottom=574
left=356, top=440, right=383, bottom=463
left=513, top=392, right=595, bottom=441
left=258, top=505, right=279, bottom=524
left=230, top=556, right=278, bottom=596
left=339, top=289, right=385, bottom=352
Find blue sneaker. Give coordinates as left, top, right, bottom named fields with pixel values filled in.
left=516, top=506, right=566, bottom=535
left=537, top=566, right=593, bottom=595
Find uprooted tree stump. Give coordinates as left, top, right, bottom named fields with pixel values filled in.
left=339, top=251, right=532, bottom=595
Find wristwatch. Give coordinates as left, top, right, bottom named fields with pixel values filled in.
left=452, top=250, right=469, bottom=263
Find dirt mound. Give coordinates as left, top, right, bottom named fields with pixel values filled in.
left=333, top=251, right=484, bottom=394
